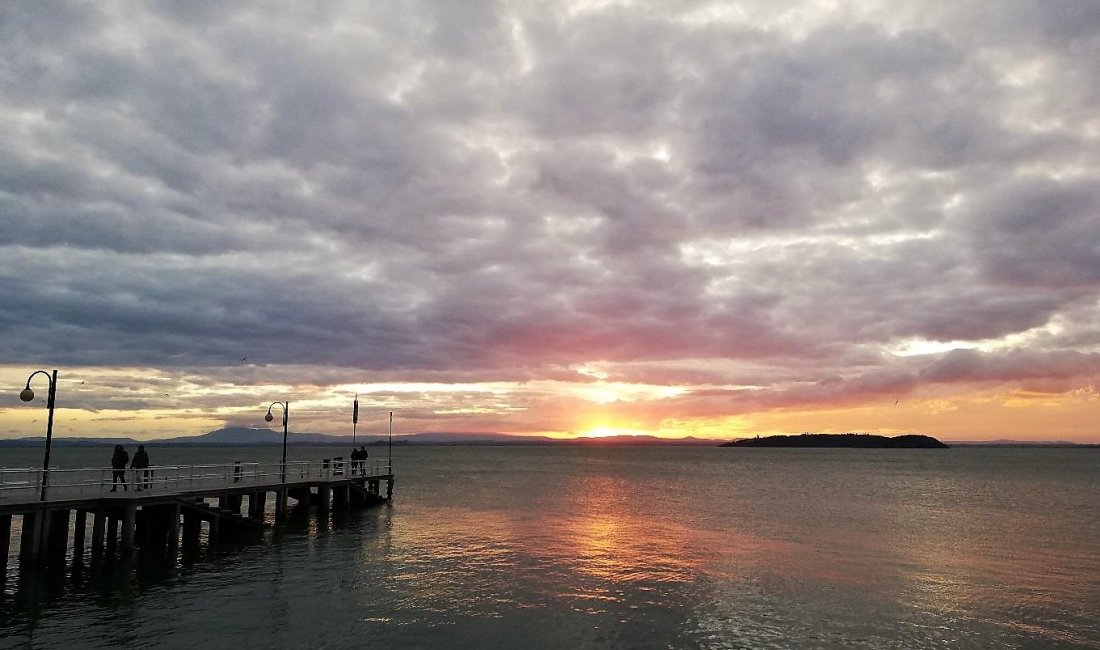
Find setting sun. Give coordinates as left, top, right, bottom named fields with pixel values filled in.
left=581, top=426, right=638, bottom=438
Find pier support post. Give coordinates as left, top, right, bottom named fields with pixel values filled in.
left=121, top=505, right=136, bottom=554
left=0, top=514, right=11, bottom=579
left=386, top=478, right=393, bottom=500
left=135, top=508, right=147, bottom=545
left=182, top=511, right=200, bottom=549
left=106, top=514, right=119, bottom=554
left=73, top=509, right=87, bottom=564
left=319, top=485, right=332, bottom=514
left=209, top=517, right=220, bottom=548
left=275, top=489, right=287, bottom=520
left=19, top=511, right=41, bottom=559
left=167, top=504, right=181, bottom=557
left=91, top=511, right=106, bottom=557
left=249, top=492, right=267, bottom=520
left=46, top=509, right=70, bottom=563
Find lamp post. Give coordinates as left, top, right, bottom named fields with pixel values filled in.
left=19, top=369, right=58, bottom=501
left=265, top=401, right=289, bottom=482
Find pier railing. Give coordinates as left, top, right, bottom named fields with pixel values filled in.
left=0, top=458, right=391, bottom=505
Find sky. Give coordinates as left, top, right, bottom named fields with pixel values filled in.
left=2, top=0, right=1099, bottom=443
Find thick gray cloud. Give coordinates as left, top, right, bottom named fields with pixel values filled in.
left=2, top=0, right=1098, bottom=430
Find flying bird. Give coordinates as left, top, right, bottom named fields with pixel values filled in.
left=240, top=357, right=247, bottom=362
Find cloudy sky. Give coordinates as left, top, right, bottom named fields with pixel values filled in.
left=2, top=0, right=1099, bottom=442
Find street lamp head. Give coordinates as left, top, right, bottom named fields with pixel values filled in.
left=265, top=410, right=274, bottom=422
left=20, top=387, right=34, bottom=402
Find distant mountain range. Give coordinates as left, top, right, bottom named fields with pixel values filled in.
left=1, top=429, right=1094, bottom=448
left=0, top=427, right=717, bottom=447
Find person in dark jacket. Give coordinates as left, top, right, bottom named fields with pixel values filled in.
left=351, top=446, right=368, bottom=474
left=110, top=445, right=129, bottom=492
left=131, top=444, right=151, bottom=490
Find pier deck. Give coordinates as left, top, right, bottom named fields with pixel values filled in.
left=1, top=459, right=394, bottom=575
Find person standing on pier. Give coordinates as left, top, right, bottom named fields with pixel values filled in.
left=110, top=444, right=129, bottom=492
left=351, top=446, right=367, bottom=474
left=131, top=444, right=151, bottom=490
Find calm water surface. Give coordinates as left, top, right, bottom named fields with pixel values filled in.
left=2, top=445, right=1099, bottom=649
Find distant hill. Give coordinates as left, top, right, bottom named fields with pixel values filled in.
left=721, top=433, right=949, bottom=449
left=0, top=436, right=142, bottom=447
left=155, top=427, right=369, bottom=446
left=5, top=429, right=1093, bottom=448
left=0, top=428, right=715, bottom=447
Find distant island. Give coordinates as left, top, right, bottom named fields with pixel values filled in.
left=721, top=433, right=949, bottom=449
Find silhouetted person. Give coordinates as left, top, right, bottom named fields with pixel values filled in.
left=358, top=446, right=368, bottom=473
left=351, top=446, right=364, bottom=474
left=131, top=444, right=151, bottom=490
left=110, top=445, right=129, bottom=492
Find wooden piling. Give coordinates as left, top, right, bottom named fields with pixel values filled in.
left=121, top=505, right=136, bottom=554
left=182, top=510, right=200, bottom=548
left=333, top=485, right=348, bottom=510
left=167, top=504, right=181, bottom=556
left=135, top=508, right=147, bottom=545
left=152, top=507, right=166, bottom=549
left=275, top=489, right=287, bottom=519
left=19, top=511, right=40, bottom=559
left=91, top=511, right=106, bottom=556
left=46, top=509, right=70, bottom=563
left=0, top=514, right=11, bottom=578
left=73, top=509, right=87, bottom=563
left=106, top=514, right=119, bottom=554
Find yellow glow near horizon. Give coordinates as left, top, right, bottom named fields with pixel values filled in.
left=580, top=425, right=654, bottom=438
left=582, top=426, right=621, bottom=438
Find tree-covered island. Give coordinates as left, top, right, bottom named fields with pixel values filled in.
left=721, top=433, right=949, bottom=448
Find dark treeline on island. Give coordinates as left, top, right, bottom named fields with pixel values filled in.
left=721, top=433, right=949, bottom=449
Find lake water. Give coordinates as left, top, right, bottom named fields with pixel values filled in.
left=2, top=445, right=1099, bottom=649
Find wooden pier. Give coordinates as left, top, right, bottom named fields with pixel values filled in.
left=0, top=459, right=393, bottom=578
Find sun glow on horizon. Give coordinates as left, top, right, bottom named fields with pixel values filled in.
left=580, top=426, right=643, bottom=438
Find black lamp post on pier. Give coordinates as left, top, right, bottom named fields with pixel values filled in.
left=19, top=369, right=58, bottom=501
left=265, top=401, right=289, bottom=482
